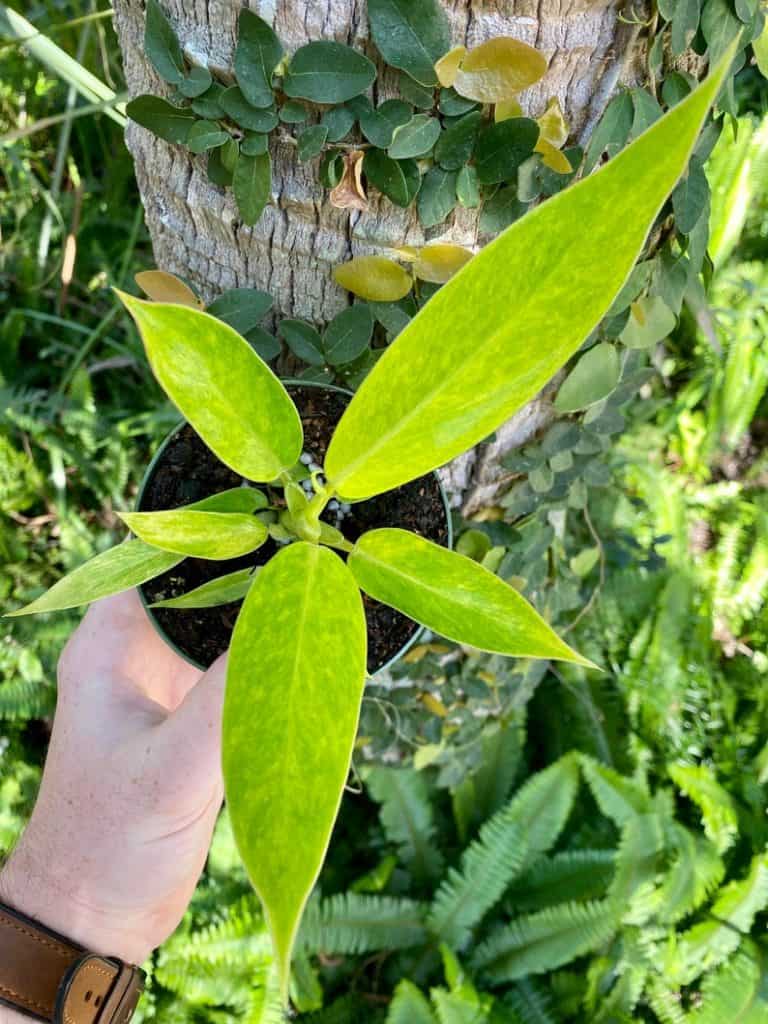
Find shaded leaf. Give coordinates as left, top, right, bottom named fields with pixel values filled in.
left=179, top=65, right=213, bottom=98
left=126, top=95, right=195, bottom=144
left=234, top=151, right=272, bottom=226
left=220, top=86, right=278, bottom=132
left=418, top=166, right=458, bottom=227
left=434, top=110, right=482, bottom=170
left=360, top=99, right=412, bottom=148
left=149, top=567, right=256, bottom=610
left=554, top=343, right=620, bottom=412
left=324, top=305, right=374, bottom=366
left=368, top=0, right=451, bottom=86
left=187, top=119, right=229, bottom=153
left=364, top=149, right=421, bottom=207
left=284, top=42, right=376, bottom=103
left=279, top=320, right=325, bottom=366
left=389, top=113, right=441, bottom=158
left=207, top=288, right=272, bottom=335
left=474, top=118, right=539, bottom=185
left=234, top=9, right=283, bottom=109
left=297, top=124, right=329, bottom=162
left=145, top=0, right=184, bottom=85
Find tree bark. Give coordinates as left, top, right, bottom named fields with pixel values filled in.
left=112, top=0, right=645, bottom=507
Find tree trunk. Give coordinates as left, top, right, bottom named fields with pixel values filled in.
left=112, top=0, right=645, bottom=507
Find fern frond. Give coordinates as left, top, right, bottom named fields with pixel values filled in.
left=645, top=980, right=686, bottom=1024
left=502, top=979, right=558, bottom=1024
left=688, top=946, right=768, bottom=1024
left=299, top=893, right=427, bottom=955
left=159, top=895, right=271, bottom=968
left=299, top=994, right=376, bottom=1024
left=431, top=986, right=489, bottom=1024
left=452, top=723, right=523, bottom=841
left=243, top=971, right=284, bottom=1024
left=639, top=825, right=724, bottom=925
left=386, top=980, right=437, bottom=1024
left=506, top=850, right=616, bottom=912
left=609, top=814, right=667, bottom=919
left=667, top=763, right=738, bottom=853
left=580, top=755, right=651, bottom=828
left=503, top=755, right=580, bottom=866
left=668, top=852, right=768, bottom=984
left=427, top=806, right=527, bottom=949
left=472, top=900, right=621, bottom=983
left=0, top=677, right=55, bottom=720
left=366, top=767, right=444, bottom=881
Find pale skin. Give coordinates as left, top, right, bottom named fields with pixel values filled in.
left=0, top=591, right=228, bottom=1023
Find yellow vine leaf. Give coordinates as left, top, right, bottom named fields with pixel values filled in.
left=334, top=254, right=413, bottom=301
left=495, top=97, right=524, bottom=122
left=134, top=269, right=202, bottom=307
left=453, top=37, right=547, bottom=103
left=537, top=96, right=569, bottom=148
left=435, top=45, right=467, bottom=88
left=413, top=243, right=474, bottom=284
left=535, top=139, right=572, bottom=174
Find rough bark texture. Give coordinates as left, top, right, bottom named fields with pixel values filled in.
left=112, top=0, right=646, bottom=507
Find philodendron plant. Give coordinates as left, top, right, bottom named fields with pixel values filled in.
left=7, top=52, right=731, bottom=1002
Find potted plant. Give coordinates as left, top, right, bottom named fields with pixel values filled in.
left=7, top=51, right=730, bottom=1002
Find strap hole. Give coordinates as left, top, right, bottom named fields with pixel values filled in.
left=94, top=995, right=102, bottom=1007
left=85, top=991, right=92, bottom=1002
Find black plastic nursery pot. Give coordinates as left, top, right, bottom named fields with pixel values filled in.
left=137, top=381, right=453, bottom=675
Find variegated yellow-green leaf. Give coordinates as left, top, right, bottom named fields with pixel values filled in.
left=453, top=38, right=548, bottom=103
left=135, top=269, right=202, bottom=307
left=119, top=510, right=267, bottom=560
left=186, top=487, right=269, bottom=513
left=5, top=541, right=182, bottom=617
left=223, top=543, right=367, bottom=1003
left=117, top=293, right=302, bottom=480
left=435, top=46, right=466, bottom=88
left=334, top=255, right=413, bottom=301
left=149, top=567, right=256, bottom=609
left=414, top=244, right=473, bottom=284
left=349, top=529, right=591, bottom=665
left=324, top=50, right=734, bottom=501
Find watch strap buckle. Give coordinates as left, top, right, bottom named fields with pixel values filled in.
left=54, top=955, right=144, bottom=1024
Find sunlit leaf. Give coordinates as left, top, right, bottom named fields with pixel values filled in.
left=5, top=541, right=182, bottom=617
left=334, top=256, right=413, bottom=301
left=117, top=293, right=302, bottom=480
left=620, top=296, right=676, bottom=348
left=368, top=0, right=451, bottom=86
left=149, top=568, right=256, bottom=609
left=537, top=96, right=569, bottom=147
left=555, top=343, right=620, bottom=412
left=413, top=244, right=473, bottom=284
left=120, top=509, right=267, bottom=560
left=495, top=97, right=523, bottom=122
left=283, top=42, right=376, bottom=103
left=234, top=9, right=283, bottom=109
left=435, top=46, right=467, bottom=88
left=223, top=543, right=367, bottom=1002
left=349, top=529, right=592, bottom=664
left=535, top=139, right=572, bottom=174
left=135, top=270, right=202, bottom=307
left=453, top=38, right=548, bottom=103
left=324, top=51, right=732, bottom=500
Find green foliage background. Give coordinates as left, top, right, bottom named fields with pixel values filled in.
left=3, top=2, right=768, bottom=1021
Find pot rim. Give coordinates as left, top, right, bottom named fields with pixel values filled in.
left=136, top=378, right=454, bottom=676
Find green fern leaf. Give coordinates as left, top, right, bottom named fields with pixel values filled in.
left=299, top=893, right=427, bottom=955
left=472, top=899, right=621, bottom=982
left=609, top=813, right=667, bottom=919
left=452, top=723, right=523, bottom=841
left=366, top=766, right=444, bottom=880
left=431, top=986, right=490, bottom=1024
left=640, top=825, right=724, bottom=925
left=506, top=850, right=615, bottom=912
left=688, top=945, right=768, bottom=1024
left=386, top=980, right=438, bottom=1024
left=580, top=756, right=652, bottom=827
left=243, top=970, right=284, bottom=1024
left=667, top=763, right=738, bottom=853
left=645, top=979, right=687, bottom=1024
left=427, top=809, right=528, bottom=949
left=506, top=754, right=581, bottom=865
left=502, top=979, right=559, bottom=1024
left=300, top=993, right=377, bottom=1023
left=668, top=852, right=768, bottom=984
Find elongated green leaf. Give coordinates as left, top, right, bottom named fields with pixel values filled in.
left=223, top=543, right=367, bottom=1002
left=188, top=487, right=269, bottom=513
left=149, top=568, right=256, bottom=609
left=349, top=529, right=591, bottom=665
left=233, top=151, right=272, bottom=225
left=5, top=541, right=182, bottom=617
left=117, top=295, right=302, bottom=481
left=126, top=95, right=195, bottom=144
left=324, top=51, right=734, bottom=500
left=120, top=510, right=267, bottom=560
left=234, top=9, right=283, bottom=109
left=187, top=119, right=230, bottom=153
left=283, top=42, right=377, bottom=103
left=144, top=0, right=184, bottom=85
left=368, top=0, right=451, bottom=86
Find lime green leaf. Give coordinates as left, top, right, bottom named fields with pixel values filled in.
left=324, top=51, right=733, bottom=500
left=364, top=149, right=421, bottom=207
left=149, top=568, right=256, bottom=609
left=554, top=343, right=620, bottom=412
left=119, top=510, right=267, bottom=560
left=234, top=151, right=272, bottom=226
left=126, top=95, right=195, bottom=144
left=207, top=288, right=272, bottom=334
left=349, top=529, right=591, bottom=665
left=234, top=9, right=283, bottom=110
left=187, top=119, right=230, bottom=153
left=220, top=87, right=279, bottom=132
left=179, top=66, right=212, bottom=98
left=223, top=543, right=367, bottom=1002
left=324, top=305, right=373, bottom=366
left=453, top=38, right=548, bottom=103
left=188, top=487, right=269, bottom=513
left=368, top=0, right=451, bottom=87
left=144, top=0, right=184, bottom=86
left=334, top=256, right=413, bottom=301
left=388, top=114, right=441, bottom=159
left=283, top=42, right=376, bottom=103
left=668, top=763, right=738, bottom=854
left=5, top=541, right=182, bottom=617
left=417, top=166, right=457, bottom=227
left=474, top=119, right=539, bottom=185
left=116, top=294, right=302, bottom=480
left=620, top=296, right=676, bottom=348
left=754, top=17, right=768, bottom=76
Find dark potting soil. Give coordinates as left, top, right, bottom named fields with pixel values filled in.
left=139, top=385, right=449, bottom=674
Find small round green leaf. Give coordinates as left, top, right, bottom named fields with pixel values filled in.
left=279, top=319, right=326, bottom=366
left=179, top=66, right=213, bottom=98
left=368, top=0, right=451, bottom=87
left=359, top=99, right=412, bottom=148
left=297, top=124, right=329, bottom=162
left=474, top=119, right=540, bottom=185
left=418, top=166, right=458, bottom=227
left=187, top=119, right=230, bottom=153
left=220, top=86, right=279, bottom=132
left=323, top=305, right=374, bottom=366
left=388, top=113, right=441, bottom=159
left=207, top=288, right=272, bottom=334
left=554, top=343, right=621, bottom=413
left=363, top=149, right=421, bottom=207
left=283, top=42, right=376, bottom=103
left=126, top=96, right=195, bottom=144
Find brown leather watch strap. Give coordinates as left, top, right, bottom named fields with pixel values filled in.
left=0, top=903, right=144, bottom=1024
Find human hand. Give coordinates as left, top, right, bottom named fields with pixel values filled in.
left=0, top=590, right=227, bottom=970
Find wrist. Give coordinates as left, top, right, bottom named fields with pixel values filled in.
left=0, top=834, right=152, bottom=967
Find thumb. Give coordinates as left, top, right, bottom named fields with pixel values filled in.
left=161, top=652, right=228, bottom=783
